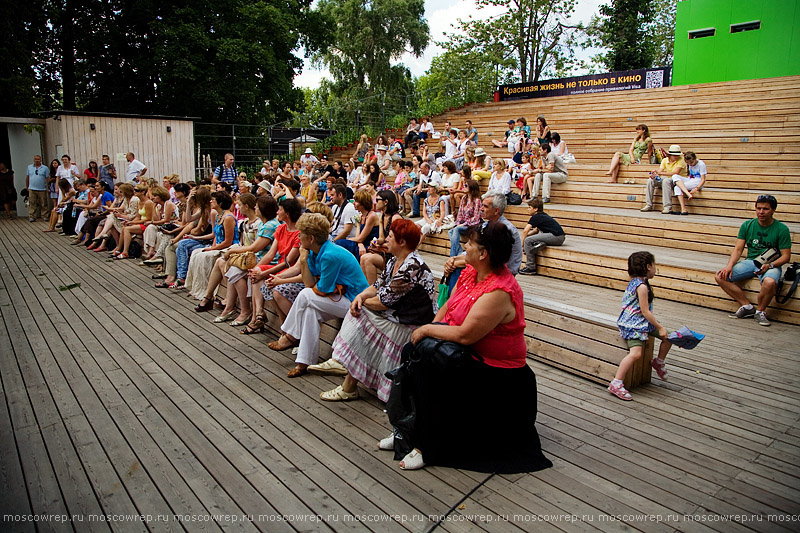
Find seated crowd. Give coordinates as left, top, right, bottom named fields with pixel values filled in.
left=37, top=115, right=789, bottom=470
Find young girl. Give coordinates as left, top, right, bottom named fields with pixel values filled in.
left=610, top=251, right=672, bottom=401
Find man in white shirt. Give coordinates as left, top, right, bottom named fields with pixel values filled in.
left=300, top=148, right=319, bottom=168
left=125, top=152, right=147, bottom=183
left=328, top=183, right=357, bottom=241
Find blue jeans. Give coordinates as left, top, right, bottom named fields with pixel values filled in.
left=412, top=190, right=428, bottom=217
left=449, top=225, right=470, bottom=256
left=176, top=239, right=208, bottom=280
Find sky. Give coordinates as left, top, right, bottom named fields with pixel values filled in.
left=294, top=0, right=604, bottom=89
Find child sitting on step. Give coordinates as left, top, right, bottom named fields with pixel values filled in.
left=610, top=251, right=672, bottom=401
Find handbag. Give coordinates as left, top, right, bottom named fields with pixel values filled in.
left=225, top=251, right=257, bottom=271
left=312, top=284, right=346, bottom=302
left=506, top=191, right=523, bottom=205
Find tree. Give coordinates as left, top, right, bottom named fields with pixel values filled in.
left=311, top=0, right=429, bottom=94
left=588, top=0, right=676, bottom=71
left=4, top=0, right=314, bottom=122
left=445, top=0, right=580, bottom=84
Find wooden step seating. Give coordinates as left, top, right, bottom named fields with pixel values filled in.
left=419, top=228, right=800, bottom=325
left=217, top=269, right=655, bottom=390
left=505, top=203, right=800, bottom=256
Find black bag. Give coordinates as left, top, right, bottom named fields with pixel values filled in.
left=385, top=337, right=481, bottom=459
left=506, top=191, right=523, bottom=205
left=128, top=238, right=143, bottom=259
left=776, top=262, right=800, bottom=304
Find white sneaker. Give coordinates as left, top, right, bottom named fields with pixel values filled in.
left=640, top=205, right=653, bottom=212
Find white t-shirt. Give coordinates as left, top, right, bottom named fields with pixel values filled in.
left=56, top=164, right=79, bottom=187
left=330, top=201, right=357, bottom=239
left=126, top=159, right=146, bottom=182
left=420, top=170, right=442, bottom=187
left=422, top=122, right=434, bottom=134
left=444, top=138, right=458, bottom=159
left=551, top=140, right=568, bottom=157
left=300, top=155, right=319, bottom=167
left=488, top=171, right=511, bottom=195
left=441, top=172, right=460, bottom=190
left=687, top=160, right=707, bottom=180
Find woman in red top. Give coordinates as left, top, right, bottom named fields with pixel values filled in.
left=84, top=160, right=99, bottom=181
left=241, top=198, right=302, bottom=334
left=383, top=221, right=551, bottom=474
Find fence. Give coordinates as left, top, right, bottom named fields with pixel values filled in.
left=193, top=76, right=496, bottom=178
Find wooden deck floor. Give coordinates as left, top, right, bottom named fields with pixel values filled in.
left=1, top=217, right=799, bottom=533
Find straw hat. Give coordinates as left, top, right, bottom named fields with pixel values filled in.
left=667, top=144, right=682, bottom=156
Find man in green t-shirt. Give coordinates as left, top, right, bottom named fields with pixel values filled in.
left=715, top=195, right=792, bottom=326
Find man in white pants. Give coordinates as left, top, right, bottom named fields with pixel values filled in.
left=268, top=213, right=369, bottom=378
left=532, top=143, right=568, bottom=203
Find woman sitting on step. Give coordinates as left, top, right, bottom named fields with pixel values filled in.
left=605, top=124, right=652, bottom=183
left=267, top=213, right=369, bottom=378
left=184, top=191, right=239, bottom=301
left=194, top=193, right=262, bottom=316
left=310, top=219, right=437, bottom=403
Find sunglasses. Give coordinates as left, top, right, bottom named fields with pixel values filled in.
left=757, top=194, right=776, bottom=204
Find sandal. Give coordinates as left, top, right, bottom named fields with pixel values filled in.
left=268, top=335, right=299, bottom=351
left=114, top=252, right=129, bottom=260
left=168, top=280, right=185, bottom=290
left=213, top=310, right=237, bottom=323
left=307, top=358, right=348, bottom=376
left=230, top=314, right=252, bottom=327
left=320, top=385, right=359, bottom=402
left=378, top=434, right=394, bottom=451
left=287, top=364, right=308, bottom=378
left=154, top=281, right=171, bottom=289
left=651, top=359, right=668, bottom=381
left=240, top=318, right=265, bottom=335
left=399, top=449, right=425, bottom=470
left=608, top=381, right=632, bottom=401
left=195, top=297, right=214, bottom=312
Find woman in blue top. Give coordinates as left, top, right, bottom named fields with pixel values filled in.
left=268, top=212, right=369, bottom=378
left=186, top=191, right=239, bottom=304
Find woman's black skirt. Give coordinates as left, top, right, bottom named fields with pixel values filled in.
left=386, top=339, right=552, bottom=474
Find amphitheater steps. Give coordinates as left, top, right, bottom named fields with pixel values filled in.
left=499, top=203, right=800, bottom=256
left=418, top=230, right=800, bottom=325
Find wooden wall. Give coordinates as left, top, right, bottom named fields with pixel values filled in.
left=43, top=115, right=194, bottom=182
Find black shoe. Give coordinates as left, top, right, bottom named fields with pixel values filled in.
left=519, top=266, right=537, bottom=275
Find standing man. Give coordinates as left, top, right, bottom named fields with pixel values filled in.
left=125, top=152, right=147, bottom=183
left=98, top=154, right=117, bottom=189
left=714, top=195, right=792, bottom=327
left=26, top=155, right=49, bottom=222
left=213, top=153, right=237, bottom=189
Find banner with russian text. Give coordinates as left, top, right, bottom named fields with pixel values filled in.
left=497, top=67, right=671, bottom=101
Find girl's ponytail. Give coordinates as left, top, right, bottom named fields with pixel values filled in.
left=628, top=251, right=655, bottom=302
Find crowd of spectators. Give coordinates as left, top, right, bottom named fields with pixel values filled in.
left=15, top=108, right=790, bottom=469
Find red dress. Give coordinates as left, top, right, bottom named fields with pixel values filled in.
left=444, top=264, right=527, bottom=368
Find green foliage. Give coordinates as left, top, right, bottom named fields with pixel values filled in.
left=311, top=0, right=429, bottom=94
left=444, top=0, right=581, bottom=84
left=4, top=0, right=312, bottom=122
left=587, top=0, right=675, bottom=70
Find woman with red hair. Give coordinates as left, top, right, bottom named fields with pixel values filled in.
left=309, top=218, right=437, bottom=402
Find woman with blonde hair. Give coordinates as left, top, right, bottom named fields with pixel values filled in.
left=267, top=212, right=369, bottom=378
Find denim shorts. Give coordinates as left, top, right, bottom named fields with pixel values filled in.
left=729, top=259, right=782, bottom=284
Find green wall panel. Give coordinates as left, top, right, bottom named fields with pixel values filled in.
left=672, top=0, right=800, bottom=85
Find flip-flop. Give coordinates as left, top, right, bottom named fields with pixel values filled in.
left=154, top=281, right=170, bottom=289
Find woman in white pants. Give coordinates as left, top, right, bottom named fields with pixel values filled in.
left=267, top=213, right=370, bottom=378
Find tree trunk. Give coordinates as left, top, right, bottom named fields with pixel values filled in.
left=61, top=0, right=75, bottom=110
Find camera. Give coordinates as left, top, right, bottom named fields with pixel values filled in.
left=752, top=247, right=781, bottom=269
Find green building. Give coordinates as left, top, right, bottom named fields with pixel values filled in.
left=672, top=0, right=800, bottom=85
